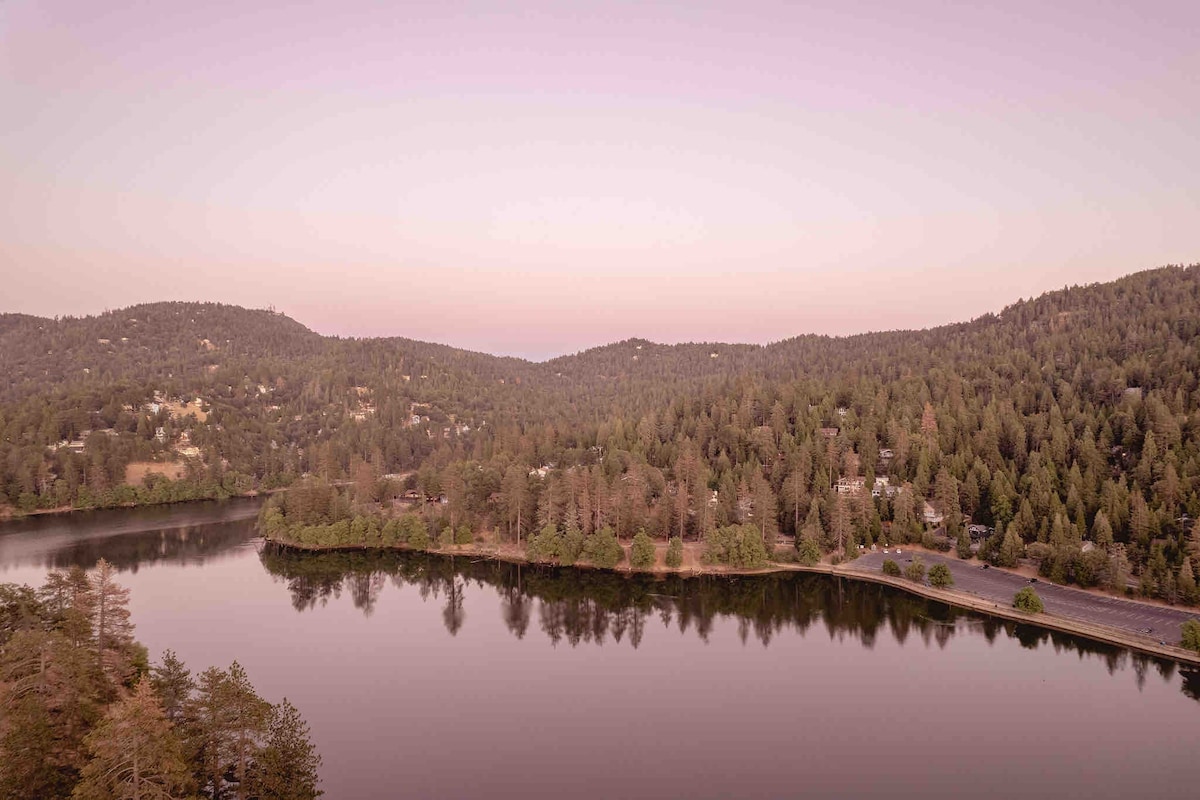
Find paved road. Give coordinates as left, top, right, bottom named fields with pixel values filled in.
left=853, top=549, right=1199, bottom=645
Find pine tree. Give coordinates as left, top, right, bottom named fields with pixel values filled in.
left=1091, top=510, right=1114, bottom=551
left=749, top=472, right=778, bottom=547
left=91, top=558, right=135, bottom=687
left=189, top=666, right=233, bottom=799
left=151, top=649, right=194, bottom=726
left=665, top=536, right=684, bottom=569
left=223, top=662, right=272, bottom=800
left=247, top=699, right=322, bottom=800
left=630, top=529, right=655, bottom=569
left=0, top=629, right=102, bottom=799
left=1178, top=558, right=1198, bottom=605
left=998, top=523, right=1024, bottom=568
left=71, top=676, right=191, bottom=800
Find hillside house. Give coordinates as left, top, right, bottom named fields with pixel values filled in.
left=836, top=477, right=866, bottom=495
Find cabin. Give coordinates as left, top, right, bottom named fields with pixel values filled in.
left=836, top=477, right=866, bottom=495
left=967, top=524, right=993, bottom=541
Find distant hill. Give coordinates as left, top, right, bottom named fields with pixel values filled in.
left=2, top=265, right=1199, bottom=606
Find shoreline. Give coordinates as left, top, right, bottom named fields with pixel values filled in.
left=0, top=488, right=278, bottom=522
left=263, top=536, right=1200, bottom=667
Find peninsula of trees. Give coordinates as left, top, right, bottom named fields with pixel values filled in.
left=3, top=264, right=1200, bottom=605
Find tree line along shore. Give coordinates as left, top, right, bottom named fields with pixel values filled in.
left=259, top=480, right=1200, bottom=659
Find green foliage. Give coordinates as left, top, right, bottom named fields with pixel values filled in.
left=630, top=529, right=656, bottom=570
left=796, top=538, right=821, bottom=567
left=702, top=524, right=768, bottom=569
left=248, top=698, right=323, bottom=800
left=559, top=526, right=584, bottom=566
left=665, top=536, right=684, bottom=569
left=582, top=527, right=624, bottom=569
left=1013, top=586, right=1045, bottom=613
left=406, top=521, right=430, bottom=550
left=904, top=557, right=926, bottom=583
left=928, top=563, right=954, bottom=588
left=455, top=524, right=473, bottom=545
left=956, top=530, right=972, bottom=560
left=881, top=559, right=902, bottom=577
left=1181, top=620, right=1200, bottom=654
left=527, top=524, right=561, bottom=562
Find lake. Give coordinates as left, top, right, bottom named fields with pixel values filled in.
left=2, top=501, right=1198, bottom=799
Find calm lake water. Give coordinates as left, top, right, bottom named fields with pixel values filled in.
left=2, top=501, right=1199, bottom=799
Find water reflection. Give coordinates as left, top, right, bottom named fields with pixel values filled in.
left=0, top=499, right=261, bottom=573
left=259, top=546, right=1191, bottom=701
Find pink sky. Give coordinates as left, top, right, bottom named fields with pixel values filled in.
left=2, top=1, right=1197, bottom=359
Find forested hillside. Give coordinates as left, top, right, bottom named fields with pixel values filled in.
left=3, top=266, right=1200, bottom=603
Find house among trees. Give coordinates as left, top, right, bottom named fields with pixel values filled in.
left=836, top=476, right=866, bottom=495
left=967, top=524, right=993, bottom=541
left=871, top=475, right=895, bottom=497
left=923, top=502, right=944, bottom=526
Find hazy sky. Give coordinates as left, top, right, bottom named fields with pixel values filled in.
left=2, top=1, right=1197, bottom=359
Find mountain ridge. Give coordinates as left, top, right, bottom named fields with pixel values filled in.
left=5, top=263, right=1196, bottom=367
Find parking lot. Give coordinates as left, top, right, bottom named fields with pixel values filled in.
left=853, top=549, right=1199, bottom=645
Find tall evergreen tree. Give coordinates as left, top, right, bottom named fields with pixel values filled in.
left=247, top=699, right=322, bottom=800
left=71, top=676, right=191, bottom=800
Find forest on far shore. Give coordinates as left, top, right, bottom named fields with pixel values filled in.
left=2, top=264, right=1199, bottom=605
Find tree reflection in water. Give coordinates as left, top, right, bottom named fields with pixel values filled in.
left=259, top=545, right=1194, bottom=702
left=20, top=519, right=253, bottom=574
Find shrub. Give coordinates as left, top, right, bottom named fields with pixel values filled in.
left=702, top=524, right=767, bottom=569
left=526, top=524, right=560, bottom=561
left=881, top=559, right=901, bottom=577
left=560, top=526, right=584, bottom=566
left=455, top=524, right=473, bottom=545
left=904, top=557, right=926, bottom=583
left=582, top=527, right=623, bottom=569
left=928, top=563, right=954, bottom=588
left=665, top=537, right=683, bottom=569
left=407, top=523, right=430, bottom=550
left=439, top=526, right=454, bottom=548
left=631, top=529, right=656, bottom=569
left=796, top=538, right=821, bottom=567
left=1181, top=619, right=1200, bottom=654
left=398, top=514, right=427, bottom=548
left=1013, top=586, right=1044, bottom=613
left=956, top=531, right=972, bottom=560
